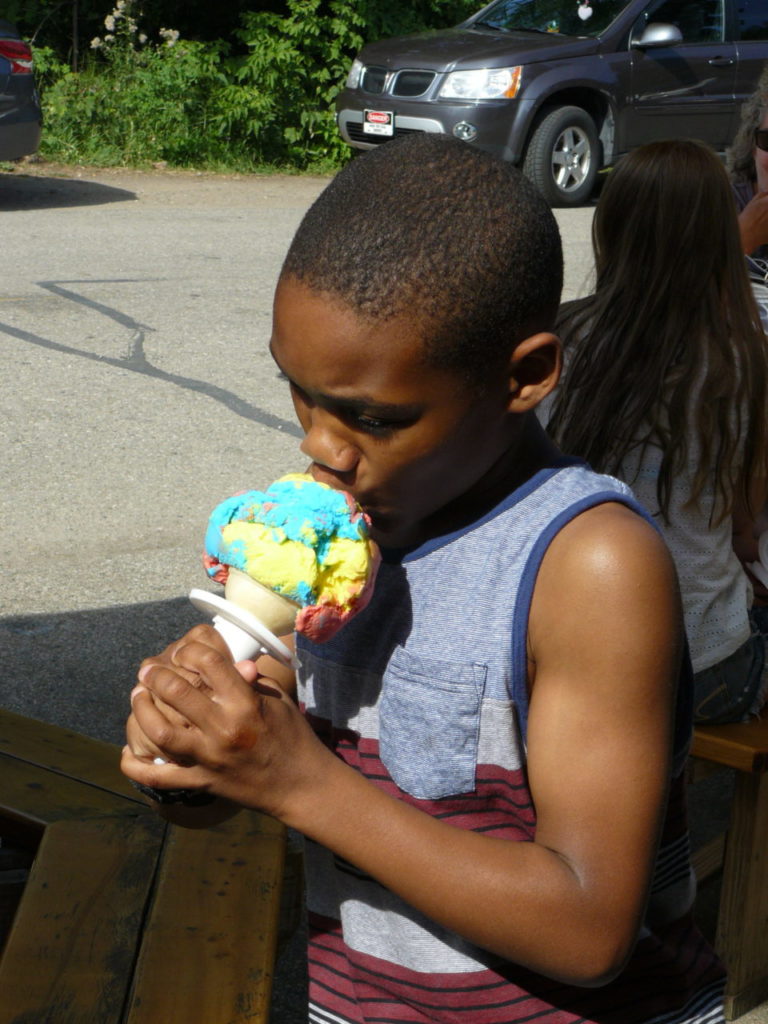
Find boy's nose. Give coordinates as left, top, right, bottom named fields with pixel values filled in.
left=300, top=421, right=359, bottom=475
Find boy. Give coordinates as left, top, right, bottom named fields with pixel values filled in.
left=123, top=135, right=725, bottom=1023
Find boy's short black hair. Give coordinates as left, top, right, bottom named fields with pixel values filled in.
left=280, top=134, right=563, bottom=385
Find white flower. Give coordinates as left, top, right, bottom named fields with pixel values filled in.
left=90, top=36, right=102, bottom=49
left=104, top=15, right=115, bottom=31
left=138, top=33, right=147, bottom=43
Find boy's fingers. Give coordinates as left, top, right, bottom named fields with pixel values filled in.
left=138, top=655, right=203, bottom=692
left=138, top=662, right=218, bottom=724
left=136, top=623, right=231, bottom=684
left=121, top=743, right=211, bottom=792
left=125, top=708, right=169, bottom=762
left=169, top=639, right=252, bottom=703
left=129, top=681, right=207, bottom=763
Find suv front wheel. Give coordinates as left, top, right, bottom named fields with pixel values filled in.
left=522, top=106, right=599, bottom=207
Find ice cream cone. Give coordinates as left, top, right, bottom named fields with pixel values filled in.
left=224, top=567, right=300, bottom=636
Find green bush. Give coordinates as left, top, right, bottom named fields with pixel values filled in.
left=34, top=0, right=479, bottom=171
left=36, top=5, right=232, bottom=167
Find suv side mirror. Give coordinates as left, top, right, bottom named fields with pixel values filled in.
left=631, top=22, right=684, bottom=48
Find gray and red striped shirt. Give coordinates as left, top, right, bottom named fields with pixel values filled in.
left=296, top=460, right=725, bottom=1024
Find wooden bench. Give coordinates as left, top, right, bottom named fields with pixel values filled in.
left=0, top=708, right=287, bottom=1023
left=690, top=716, right=768, bottom=1020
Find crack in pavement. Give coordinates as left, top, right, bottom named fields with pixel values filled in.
left=0, top=278, right=302, bottom=437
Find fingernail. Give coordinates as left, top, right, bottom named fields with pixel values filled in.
left=130, top=685, right=146, bottom=704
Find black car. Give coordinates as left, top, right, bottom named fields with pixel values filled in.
left=336, top=0, right=768, bottom=205
left=0, top=20, right=41, bottom=162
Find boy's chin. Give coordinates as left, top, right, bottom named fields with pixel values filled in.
left=367, top=514, right=411, bottom=550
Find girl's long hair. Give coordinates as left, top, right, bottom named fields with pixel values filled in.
left=547, top=139, right=768, bottom=523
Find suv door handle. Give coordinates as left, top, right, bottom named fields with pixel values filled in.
left=708, top=57, right=735, bottom=66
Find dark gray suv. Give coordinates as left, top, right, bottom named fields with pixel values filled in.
left=335, top=0, right=768, bottom=205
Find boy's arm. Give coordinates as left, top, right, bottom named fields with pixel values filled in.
left=122, top=503, right=681, bottom=985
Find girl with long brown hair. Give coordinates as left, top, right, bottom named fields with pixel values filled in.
left=547, top=139, right=768, bottom=723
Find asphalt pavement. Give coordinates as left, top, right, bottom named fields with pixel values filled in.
left=0, top=162, right=760, bottom=1023
left=0, top=161, right=596, bottom=743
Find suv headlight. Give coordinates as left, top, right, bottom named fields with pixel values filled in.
left=346, top=58, right=364, bottom=89
left=438, top=66, right=522, bottom=100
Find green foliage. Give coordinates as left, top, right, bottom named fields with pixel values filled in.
left=34, top=0, right=481, bottom=171
left=37, top=4, right=231, bottom=167
left=219, top=0, right=367, bottom=167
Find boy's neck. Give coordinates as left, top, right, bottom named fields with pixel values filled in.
left=407, top=415, right=562, bottom=548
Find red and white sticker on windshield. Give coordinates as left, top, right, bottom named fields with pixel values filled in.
left=363, top=110, right=394, bottom=137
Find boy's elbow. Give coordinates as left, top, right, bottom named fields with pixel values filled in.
left=492, top=922, right=635, bottom=987
left=564, top=956, right=629, bottom=989
left=543, top=924, right=636, bottom=988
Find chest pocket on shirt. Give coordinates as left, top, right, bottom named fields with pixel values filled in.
left=379, top=649, right=487, bottom=800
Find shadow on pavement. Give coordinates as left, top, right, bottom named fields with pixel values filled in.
left=0, top=170, right=136, bottom=210
left=0, top=597, right=199, bottom=744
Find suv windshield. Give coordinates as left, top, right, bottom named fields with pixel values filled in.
left=473, top=0, right=633, bottom=37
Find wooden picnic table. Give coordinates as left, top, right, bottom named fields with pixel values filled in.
left=0, top=707, right=285, bottom=1023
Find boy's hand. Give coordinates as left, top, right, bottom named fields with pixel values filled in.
left=121, top=624, right=331, bottom=819
left=123, top=624, right=227, bottom=766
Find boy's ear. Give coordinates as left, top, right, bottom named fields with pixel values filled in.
left=506, top=332, right=561, bottom=413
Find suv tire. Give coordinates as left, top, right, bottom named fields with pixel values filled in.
left=523, top=105, right=599, bottom=207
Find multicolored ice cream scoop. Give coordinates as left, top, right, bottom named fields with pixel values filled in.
left=203, top=473, right=379, bottom=643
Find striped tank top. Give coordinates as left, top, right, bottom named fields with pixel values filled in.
left=296, top=460, right=725, bottom=1024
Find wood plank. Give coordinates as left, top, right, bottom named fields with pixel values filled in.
left=717, top=771, right=768, bottom=1019
left=691, top=717, right=768, bottom=773
left=0, top=708, right=140, bottom=801
left=0, top=814, right=165, bottom=1024
left=126, top=810, right=286, bottom=1024
left=0, top=755, right=143, bottom=828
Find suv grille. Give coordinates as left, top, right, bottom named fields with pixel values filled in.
left=361, top=67, right=387, bottom=94
left=392, top=71, right=434, bottom=96
left=360, top=67, right=436, bottom=97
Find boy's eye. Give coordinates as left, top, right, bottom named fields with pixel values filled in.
left=275, top=370, right=407, bottom=437
left=353, top=413, right=396, bottom=436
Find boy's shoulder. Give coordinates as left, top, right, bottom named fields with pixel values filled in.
left=513, top=458, right=638, bottom=521
left=527, top=457, right=669, bottom=593
left=529, top=495, right=679, bottom=667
